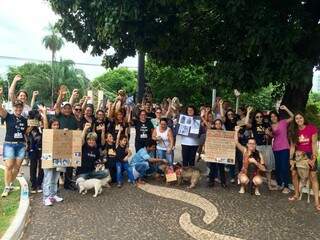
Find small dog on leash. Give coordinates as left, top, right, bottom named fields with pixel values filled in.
left=76, top=174, right=111, bottom=197
left=291, top=151, right=311, bottom=203
left=174, top=163, right=201, bottom=189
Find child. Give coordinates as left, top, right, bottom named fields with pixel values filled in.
left=116, top=133, right=135, bottom=187
left=42, top=115, right=64, bottom=206
left=103, top=133, right=117, bottom=183
left=27, top=109, right=44, bottom=193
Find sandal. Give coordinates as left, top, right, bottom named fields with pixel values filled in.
left=288, top=195, right=299, bottom=202
left=315, top=205, right=320, bottom=212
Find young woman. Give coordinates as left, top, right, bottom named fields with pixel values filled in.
left=235, top=126, right=266, bottom=195
left=270, top=105, right=294, bottom=194
left=1, top=94, right=28, bottom=197
left=42, top=118, right=64, bottom=206
left=108, top=110, right=129, bottom=140
left=246, top=107, right=276, bottom=190
left=181, top=105, right=202, bottom=167
left=152, top=118, right=174, bottom=166
left=132, top=110, right=154, bottom=152
left=207, top=119, right=227, bottom=188
left=151, top=107, right=162, bottom=128
left=80, top=104, right=95, bottom=130
left=288, top=112, right=319, bottom=211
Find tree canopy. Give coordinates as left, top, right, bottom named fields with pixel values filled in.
left=48, top=0, right=320, bottom=110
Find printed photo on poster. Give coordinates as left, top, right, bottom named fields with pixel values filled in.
left=178, top=125, right=190, bottom=136
left=190, top=119, right=200, bottom=134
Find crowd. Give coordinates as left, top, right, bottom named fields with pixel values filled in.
left=0, top=74, right=319, bottom=212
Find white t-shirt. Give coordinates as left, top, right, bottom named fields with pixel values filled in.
left=180, top=135, right=200, bottom=146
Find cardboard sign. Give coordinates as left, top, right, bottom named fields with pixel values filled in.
left=87, top=90, right=94, bottom=105
left=165, top=167, right=177, bottom=182
left=41, top=129, right=82, bottom=169
left=177, top=115, right=201, bottom=138
left=203, top=130, right=236, bottom=165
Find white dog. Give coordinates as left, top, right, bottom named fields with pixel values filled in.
left=76, top=175, right=111, bottom=197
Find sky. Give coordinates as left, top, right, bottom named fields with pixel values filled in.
left=0, top=0, right=138, bottom=80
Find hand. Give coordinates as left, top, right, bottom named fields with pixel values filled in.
left=32, top=91, right=39, bottom=97
left=13, top=74, right=22, bottom=82
left=84, top=122, right=91, bottom=130
left=59, top=89, right=67, bottom=97
left=290, top=160, right=295, bottom=168
left=308, top=159, right=315, bottom=168
left=96, top=124, right=105, bottom=132
left=248, top=158, right=257, bottom=165
left=247, top=106, right=253, bottom=113
left=218, top=99, right=224, bottom=106
left=279, top=105, right=287, bottom=110
left=72, top=89, right=79, bottom=97
left=161, top=159, right=168, bottom=164
left=166, top=148, right=172, bottom=154
left=265, top=128, right=272, bottom=136
left=234, top=126, right=241, bottom=132
left=38, top=105, right=47, bottom=114
left=234, top=89, right=241, bottom=97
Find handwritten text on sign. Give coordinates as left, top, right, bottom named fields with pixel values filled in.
left=203, top=130, right=235, bottom=165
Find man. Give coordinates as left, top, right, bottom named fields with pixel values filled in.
left=130, top=140, right=167, bottom=184
left=54, top=89, right=79, bottom=190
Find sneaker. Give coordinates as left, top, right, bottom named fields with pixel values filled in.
left=44, top=198, right=53, bottom=206
left=239, top=187, right=245, bottom=194
left=214, top=178, right=221, bottom=184
left=230, top=178, right=235, bottom=184
left=282, top=188, right=290, bottom=194
left=30, top=188, right=37, bottom=194
left=255, top=189, right=261, bottom=196
left=37, top=188, right=43, bottom=193
left=117, top=183, right=122, bottom=188
left=51, top=195, right=63, bottom=202
left=1, top=187, right=10, bottom=197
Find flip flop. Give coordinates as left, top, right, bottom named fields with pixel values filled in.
left=288, top=195, right=299, bottom=202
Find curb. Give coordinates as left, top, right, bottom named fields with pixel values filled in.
left=0, top=165, right=30, bottom=240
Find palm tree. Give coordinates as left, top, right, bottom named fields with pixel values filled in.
left=42, top=23, right=64, bottom=105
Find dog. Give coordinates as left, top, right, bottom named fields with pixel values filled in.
left=173, top=163, right=201, bottom=189
left=292, top=151, right=311, bottom=203
left=76, top=174, right=111, bottom=197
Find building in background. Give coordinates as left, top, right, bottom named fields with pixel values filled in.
left=312, top=71, right=320, bottom=93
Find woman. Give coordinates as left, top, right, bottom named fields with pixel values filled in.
left=207, top=119, right=227, bottom=188
left=152, top=118, right=174, bottom=165
left=181, top=105, right=202, bottom=167
left=94, top=109, right=109, bottom=148
left=246, top=107, right=276, bottom=190
left=1, top=87, right=28, bottom=197
left=151, top=107, right=162, bottom=128
left=235, top=126, right=266, bottom=195
left=270, top=105, right=294, bottom=194
left=108, top=110, right=129, bottom=140
left=132, top=110, right=154, bottom=152
left=80, top=104, right=95, bottom=130
left=288, top=112, right=319, bottom=211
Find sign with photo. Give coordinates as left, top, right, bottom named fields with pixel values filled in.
left=177, top=114, right=201, bottom=138
left=203, top=130, right=236, bottom=165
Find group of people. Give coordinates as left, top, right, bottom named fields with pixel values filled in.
left=0, top=74, right=319, bottom=211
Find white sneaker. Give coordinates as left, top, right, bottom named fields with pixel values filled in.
left=44, top=198, right=53, bottom=206
left=255, top=189, right=261, bottom=196
left=51, top=195, right=63, bottom=202
left=239, top=187, right=245, bottom=194
left=230, top=178, right=235, bottom=184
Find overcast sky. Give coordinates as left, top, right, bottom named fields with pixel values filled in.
left=0, top=0, right=138, bottom=80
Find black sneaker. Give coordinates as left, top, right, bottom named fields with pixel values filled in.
left=207, top=181, right=215, bottom=188
left=64, top=185, right=77, bottom=191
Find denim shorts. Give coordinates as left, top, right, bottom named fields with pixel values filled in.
left=3, top=142, right=26, bottom=161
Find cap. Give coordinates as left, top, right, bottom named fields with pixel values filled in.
left=13, top=100, right=24, bottom=107
left=61, top=101, right=71, bottom=108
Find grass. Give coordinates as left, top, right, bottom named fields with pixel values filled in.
left=0, top=169, right=20, bottom=237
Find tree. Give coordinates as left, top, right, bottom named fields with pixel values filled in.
left=42, top=23, right=64, bottom=104
left=48, top=0, right=320, bottom=111
left=92, top=67, right=137, bottom=99
left=7, top=61, right=90, bottom=106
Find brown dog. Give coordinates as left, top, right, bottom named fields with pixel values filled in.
left=174, top=163, right=201, bottom=189
left=292, top=151, right=310, bottom=203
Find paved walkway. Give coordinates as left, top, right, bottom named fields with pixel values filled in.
left=0, top=127, right=319, bottom=240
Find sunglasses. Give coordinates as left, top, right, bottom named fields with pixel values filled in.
left=74, top=108, right=81, bottom=111
left=255, top=115, right=263, bottom=119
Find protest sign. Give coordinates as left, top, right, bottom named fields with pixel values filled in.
left=203, top=130, right=236, bottom=165
left=165, top=166, right=177, bottom=182
left=177, top=114, right=201, bottom=138
left=42, top=129, right=82, bottom=169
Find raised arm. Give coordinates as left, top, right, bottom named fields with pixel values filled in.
left=69, top=89, right=79, bottom=106
left=245, top=106, right=253, bottom=127
left=9, top=74, right=22, bottom=102
left=234, top=126, right=245, bottom=153
left=0, top=88, right=8, bottom=119
left=100, top=124, right=106, bottom=146
left=30, top=91, right=38, bottom=109
left=219, top=99, right=225, bottom=122
left=38, top=105, right=48, bottom=129
left=234, top=89, right=240, bottom=114
left=81, top=123, right=91, bottom=145
left=54, top=89, right=66, bottom=115
left=81, top=96, right=88, bottom=112
left=279, top=105, right=294, bottom=123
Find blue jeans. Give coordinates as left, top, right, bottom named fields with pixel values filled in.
left=116, top=162, right=135, bottom=183
left=43, top=168, right=60, bottom=200
left=274, top=149, right=290, bottom=188
left=156, top=149, right=173, bottom=166
left=77, top=170, right=109, bottom=180
left=3, top=142, right=26, bottom=160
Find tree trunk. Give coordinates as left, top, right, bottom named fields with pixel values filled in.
left=137, top=51, right=145, bottom=103
left=280, top=70, right=313, bottom=116
left=51, top=51, right=55, bottom=107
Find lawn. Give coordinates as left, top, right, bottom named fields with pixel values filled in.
left=0, top=169, right=20, bottom=237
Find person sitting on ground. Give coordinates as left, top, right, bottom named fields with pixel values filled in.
left=130, top=140, right=167, bottom=185
left=115, top=133, right=135, bottom=188
left=0, top=87, right=28, bottom=198
left=235, top=126, right=266, bottom=195
left=76, top=123, right=109, bottom=180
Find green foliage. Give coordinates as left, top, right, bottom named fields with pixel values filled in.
left=0, top=76, right=8, bottom=100
left=92, top=67, right=137, bottom=99
left=306, top=92, right=320, bottom=128
left=7, top=61, right=90, bottom=105
left=42, top=23, right=64, bottom=61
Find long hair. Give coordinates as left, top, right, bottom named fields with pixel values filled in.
left=289, top=112, right=308, bottom=144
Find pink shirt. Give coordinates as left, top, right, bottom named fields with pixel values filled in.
left=272, top=119, right=289, bottom=151
left=296, top=124, right=318, bottom=153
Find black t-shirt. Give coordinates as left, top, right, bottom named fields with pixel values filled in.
left=108, top=120, right=129, bottom=140
left=94, top=119, right=109, bottom=147
left=103, top=143, right=117, bottom=166
left=80, top=116, right=95, bottom=131
left=55, top=113, right=78, bottom=130
left=116, top=145, right=128, bottom=163
left=77, top=143, right=100, bottom=175
left=252, top=122, right=272, bottom=146
left=146, top=111, right=156, bottom=119
left=224, top=118, right=238, bottom=131
left=4, top=113, right=27, bottom=142
left=27, top=127, right=42, bottom=151
left=133, top=119, right=154, bottom=143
